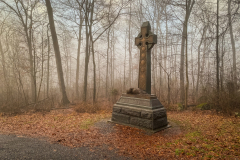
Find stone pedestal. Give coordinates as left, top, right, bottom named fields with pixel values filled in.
left=110, top=94, right=170, bottom=132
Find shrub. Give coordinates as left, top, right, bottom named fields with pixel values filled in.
left=74, top=101, right=101, bottom=113
left=196, top=103, right=211, bottom=110
left=0, top=98, right=54, bottom=116
left=111, top=88, right=119, bottom=96
left=177, top=103, right=184, bottom=111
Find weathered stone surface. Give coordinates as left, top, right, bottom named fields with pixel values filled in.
left=141, top=111, right=152, bottom=119
left=153, top=109, right=167, bottom=119
left=122, top=93, right=157, bottom=99
left=112, top=113, right=130, bottom=124
left=118, top=97, right=150, bottom=107
left=152, top=99, right=162, bottom=107
left=135, top=21, right=157, bottom=94
left=110, top=22, right=169, bottom=132
left=130, top=117, right=153, bottom=129
left=113, top=106, right=121, bottom=113
left=121, top=108, right=141, bottom=117
left=153, top=117, right=168, bottom=129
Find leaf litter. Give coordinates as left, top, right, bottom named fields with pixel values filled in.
left=0, top=109, right=239, bottom=159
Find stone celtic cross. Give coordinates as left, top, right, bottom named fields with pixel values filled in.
left=135, top=21, right=157, bottom=94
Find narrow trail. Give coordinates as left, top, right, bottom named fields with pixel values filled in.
left=0, top=134, right=131, bottom=160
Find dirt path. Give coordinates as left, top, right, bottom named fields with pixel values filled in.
left=0, top=134, right=131, bottom=160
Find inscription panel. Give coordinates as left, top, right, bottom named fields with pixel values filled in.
left=118, top=97, right=150, bottom=107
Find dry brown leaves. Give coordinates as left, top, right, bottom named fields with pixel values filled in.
left=0, top=109, right=239, bottom=159
left=0, top=109, right=111, bottom=147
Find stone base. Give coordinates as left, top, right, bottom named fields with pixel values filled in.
left=108, top=120, right=171, bottom=133
left=110, top=94, right=169, bottom=132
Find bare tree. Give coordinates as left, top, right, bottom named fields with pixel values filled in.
left=228, top=0, right=237, bottom=87
left=45, top=0, right=70, bottom=105
left=179, top=0, right=195, bottom=105
left=216, top=0, right=220, bottom=94
left=0, top=0, right=39, bottom=103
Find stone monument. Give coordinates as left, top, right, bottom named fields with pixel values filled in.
left=110, top=21, right=170, bottom=132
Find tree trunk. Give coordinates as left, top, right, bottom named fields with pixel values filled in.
left=32, top=29, right=37, bottom=103
left=124, top=29, right=127, bottom=91
left=106, top=29, right=110, bottom=97
left=112, top=29, right=115, bottom=89
left=83, top=0, right=90, bottom=101
left=0, top=39, right=8, bottom=89
left=200, top=29, right=207, bottom=89
left=180, top=0, right=195, bottom=105
left=221, top=36, right=225, bottom=91
left=76, top=20, right=83, bottom=99
left=168, top=75, right=170, bottom=105
left=37, top=28, right=45, bottom=101
left=228, top=0, right=237, bottom=87
left=216, top=0, right=220, bottom=94
left=26, top=24, right=36, bottom=103
left=45, top=0, right=70, bottom=105
left=47, top=25, right=50, bottom=98
left=196, top=27, right=206, bottom=99
left=129, top=2, right=132, bottom=87
left=191, top=36, right=194, bottom=102
left=89, top=0, right=96, bottom=102
left=180, top=22, right=186, bottom=104
left=165, top=5, right=168, bottom=90
left=91, top=38, right=96, bottom=102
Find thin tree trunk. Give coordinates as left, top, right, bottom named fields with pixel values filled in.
left=180, top=23, right=186, bottom=104
left=168, top=75, right=170, bottom=105
left=89, top=0, right=96, bottom=102
left=106, top=29, right=110, bottom=97
left=47, top=25, right=50, bottom=98
left=91, top=39, right=96, bottom=102
left=124, top=29, right=127, bottom=91
left=200, top=29, right=207, bottom=89
left=191, top=36, right=194, bottom=102
left=105, top=0, right=112, bottom=97
left=165, top=5, right=168, bottom=90
left=180, top=0, right=195, bottom=105
left=185, top=0, right=189, bottom=109
left=228, top=0, right=237, bottom=86
left=83, top=0, right=90, bottom=101
left=196, top=27, right=206, bottom=99
left=221, top=36, right=225, bottom=91
left=32, top=29, right=37, bottom=103
left=28, top=8, right=36, bottom=103
left=129, top=2, right=132, bottom=87
left=216, top=0, right=220, bottom=94
left=37, top=28, right=45, bottom=101
left=110, top=30, right=113, bottom=89
left=112, top=29, right=115, bottom=89
left=76, top=21, right=83, bottom=99
left=45, top=0, right=70, bottom=105
left=0, top=39, right=8, bottom=91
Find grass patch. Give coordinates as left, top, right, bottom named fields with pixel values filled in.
left=185, top=131, right=201, bottom=137
left=175, top=148, right=185, bottom=156
left=80, top=118, right=95, bottom=129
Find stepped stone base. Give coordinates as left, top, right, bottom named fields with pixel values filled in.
left=110, top=94, right=169, bottom=132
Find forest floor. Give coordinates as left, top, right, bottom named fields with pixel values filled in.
left=0, top=107, right=239, bottom=159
